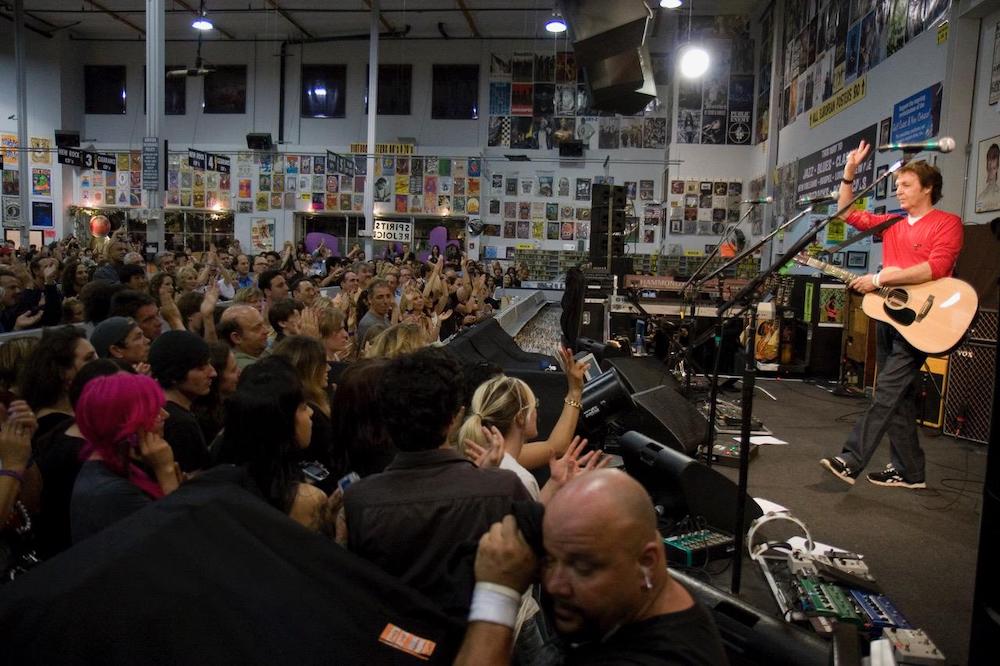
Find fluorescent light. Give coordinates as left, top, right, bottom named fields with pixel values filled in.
left=192, top=16, right=213, bottom=31
left=545, top=11, right=567, bottom=33
left=660, top=0, right=683, bottom=8
left=680, top=46, right=709, bottom=78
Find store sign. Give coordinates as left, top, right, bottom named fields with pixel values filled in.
left=796, top=124, right=878, bottom=202
left=206, top=153, right=230, bottom=173
left=349, top=142, right=414, bottom=155
left=890, top=83, right=942, bottom=145
left=142, top=137, right=159, bottom=190
left=188, top=148, right=207, bottom=170
left=809, top=76, right=866, bottom=128
left=57, top=147, right=87, bottom=167
left=371, top=219, right=413, bottom=243
left=327, top=150, right=355, bottom=177
left=95, top=153, right=117, bottom=172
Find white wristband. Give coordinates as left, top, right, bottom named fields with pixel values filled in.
left=468, top=582, right=521, bottom=628
left=872, top=271, right=882, bottom=288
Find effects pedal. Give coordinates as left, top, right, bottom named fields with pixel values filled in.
left=850, top=590, right=911, bottom=636
left=664, top=528, right=734, bottom=567
left=882, top=628, right=945, bottom=664
left=709, top=442, right=759, bottom=467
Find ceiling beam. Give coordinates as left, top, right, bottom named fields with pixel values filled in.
left=265, top=0, right=314, bottom=39
left=83, top=0, right=145, bottom=37
left=455, top=0, right=481, bottom=38
left=171, top=0, right=237, bottom=40
left=361, top=0, right=395, bottom=33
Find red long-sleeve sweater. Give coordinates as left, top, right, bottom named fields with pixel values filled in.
left=845, top=209, right=963, bottom=279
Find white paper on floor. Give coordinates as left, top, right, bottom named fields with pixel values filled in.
left=733, top=435, right=788, bottom=445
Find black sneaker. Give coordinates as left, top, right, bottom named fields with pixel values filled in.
left=820, top=457, right=857, bottom=485
left=867, top=465, right=926, bottom=489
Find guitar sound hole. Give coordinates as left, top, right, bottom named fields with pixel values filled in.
left=885, top=288, right=908, bottom=308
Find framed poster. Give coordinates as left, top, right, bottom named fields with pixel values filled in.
left=879, top=116, right=892, bottom=146
left=846, top=251, right=868, bottom=269
left=31, top=200, right=53, bottom=228
left=975, top=134, right=1000, bottom=213
left=875, top=165, right=888, bottom=199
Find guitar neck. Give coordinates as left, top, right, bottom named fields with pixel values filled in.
left=796, top=255, right=887, bottom=295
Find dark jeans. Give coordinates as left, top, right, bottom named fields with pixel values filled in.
left=840, top=322, right=927, bottom=483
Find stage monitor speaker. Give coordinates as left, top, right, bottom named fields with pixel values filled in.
left=559, top=140, right=584, bottom=157
left=916, top=356, right=948, bottom=428
left=625, top=385, right=707, bottom=456
left=618, top=431, right=761, bottom=535
left=246, top=133, right=273, bottom=151
left=605, top=356, right=676, bottom=393
left=581, top=298, right=608, bottom=342
left=944, top=341, right=996, bottom=444
left=672, top=570, right=830, bottom=666
left=54, top=130, right=80, bottom=148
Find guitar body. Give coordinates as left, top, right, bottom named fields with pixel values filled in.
left=861, top=267, right=979, bottom=354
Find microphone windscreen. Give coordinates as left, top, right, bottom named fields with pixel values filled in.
left=939, top=137, right=956, bottom=153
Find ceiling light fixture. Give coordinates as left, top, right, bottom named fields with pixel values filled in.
left=192, top=1, right=213, bottom=31
left=545, top=10, right=568, bottom=34
left=660, top=0, right=683, bottom=8
left=679, top=0, right=708, bottom=78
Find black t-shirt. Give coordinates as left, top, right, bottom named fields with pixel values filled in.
left=32, top=412, right=73, bottom=447
left=163, top=401, right=210, bottom=472
left=565, top=600, right=729, bottom=666
left=33, top=421, right=85, bottom=559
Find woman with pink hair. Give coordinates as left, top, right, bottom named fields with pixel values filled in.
left=69, top=374, right=181, bottom=543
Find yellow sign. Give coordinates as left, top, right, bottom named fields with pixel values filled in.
left=349, top=143, right=414, bottom=155
left=827, top=219, right=846, bottom=242
left=937, top=21, right=949, bottom=45
left=684, top=249, right=704, bottom=257
left=809, top=76, right=866, bottom=128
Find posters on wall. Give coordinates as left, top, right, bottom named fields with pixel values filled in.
left=780, top=0, right=949, bottom=130
left=251, top=218, right=275, bottom=252
left=676, top=18, right=756, bottom=145
left=31, top=200, right=53, bottom=228
left=666, top=178, right=745, bottom=238
left=991, top=22, right=1000, bottom=105
left=975, top=134, right=1000, bottom=213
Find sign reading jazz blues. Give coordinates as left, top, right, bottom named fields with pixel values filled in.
left=890, top=83, right=943, bottom=145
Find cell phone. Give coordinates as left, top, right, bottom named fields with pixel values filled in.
left=299, top=461, right=330, bottom=484
left=337, top=471, right=360, bottom=492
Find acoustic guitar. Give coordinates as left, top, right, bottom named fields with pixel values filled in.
left=793, top=254, right=978, bottom=354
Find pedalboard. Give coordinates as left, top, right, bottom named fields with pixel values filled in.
left=882, top=628, right=945, bottom=664
left=709, top=442, right=759, bottom=467
left=664, top=528, right=734, bottom=567
left=850, top=590, right=911, bottom=637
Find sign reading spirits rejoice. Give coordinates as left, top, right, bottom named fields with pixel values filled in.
left=372, top=219, right=413, bottom=243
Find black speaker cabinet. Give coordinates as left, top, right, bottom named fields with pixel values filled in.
left=623, top=385, right=708, bottom=455
left=581, top=298, right=608, bottom=341
left=559, top=140, right=584, bottom=157
left=916, top=356, right=948, bottom=428
left=54, top=130, right=80, bottom=148
left=944, top=342, right=996, bottom=444
left=246, top=133, right=273, bottom=151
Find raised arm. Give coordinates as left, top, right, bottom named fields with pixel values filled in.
left=517, top=346, right=588, bottom=470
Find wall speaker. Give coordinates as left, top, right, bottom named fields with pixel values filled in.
left=54, top=130, right=80, bottom=148
left=559, top=140, right=584, bottom=157
left=246, top=133, right=273, bottom=151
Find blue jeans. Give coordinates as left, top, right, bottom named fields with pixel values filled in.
left=840, top=322, right=927, bottom=483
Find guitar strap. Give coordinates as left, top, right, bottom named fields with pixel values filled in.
left=823, top=215, right=905, bottom=255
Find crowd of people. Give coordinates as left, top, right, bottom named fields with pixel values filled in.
left=0, top=230, right=727, bottom=664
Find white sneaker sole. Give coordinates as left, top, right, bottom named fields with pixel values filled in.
left=820, top=459, right=855, bottom=485
left=867, top=477, right=927, bottom=489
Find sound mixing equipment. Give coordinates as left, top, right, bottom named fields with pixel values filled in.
left=663, top=528, right=735, bottom=567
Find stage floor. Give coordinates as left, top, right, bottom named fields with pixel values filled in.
left=700, top=378, right=984, bottom=666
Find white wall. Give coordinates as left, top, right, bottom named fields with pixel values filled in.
left=0, top=27, right=70, bottom=238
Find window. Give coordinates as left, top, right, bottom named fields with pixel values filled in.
left=203, top=65, right=247, bottom=114
left=142, top=67, right=187, bottom=115
left=297, top=214, right=364, bottom=256
left=365, top=64, right=412, bottom=115
left=431, top=65, right=480, bottom=119
left=301, top=64, right=347, bottom=118
left=84, top=65, right=127, bottom=115
left=163, top=211, right=235, bottom=252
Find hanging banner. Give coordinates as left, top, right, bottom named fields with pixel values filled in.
left=57, top=147, right=87, bottom=167
left=808, top=76, right=867, bottom=128
left=142, top=137, right=159, bottom=190
left=349, top=142, right=414, bottom=155
left=95, top=153, right=117, bottom=172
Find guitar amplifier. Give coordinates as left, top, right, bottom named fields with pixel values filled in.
left=916, top=356, right=948, bottom=428
left=968, top=309, right=998, bottom=344
left=943, top=341, right=996, bottom=444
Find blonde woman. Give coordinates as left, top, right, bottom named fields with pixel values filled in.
left=458, top=347, right=596, bottom=490
left=363, top=322, right=428, bottom=360
left=457, top=354, right=603, bottom=504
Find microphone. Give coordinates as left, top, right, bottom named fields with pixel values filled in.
left=877, top=137, right=956, bottom=153
left=796, top=191, right=838, bottom=206
left=740, top=196, right=773, bottom=204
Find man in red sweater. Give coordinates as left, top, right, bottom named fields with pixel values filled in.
left=821, top=139, right=963, bottom=489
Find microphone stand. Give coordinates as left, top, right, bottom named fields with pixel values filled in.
left=720, top=160, right=904, bottom=595
left=678, top=204, right=761, bottom=398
